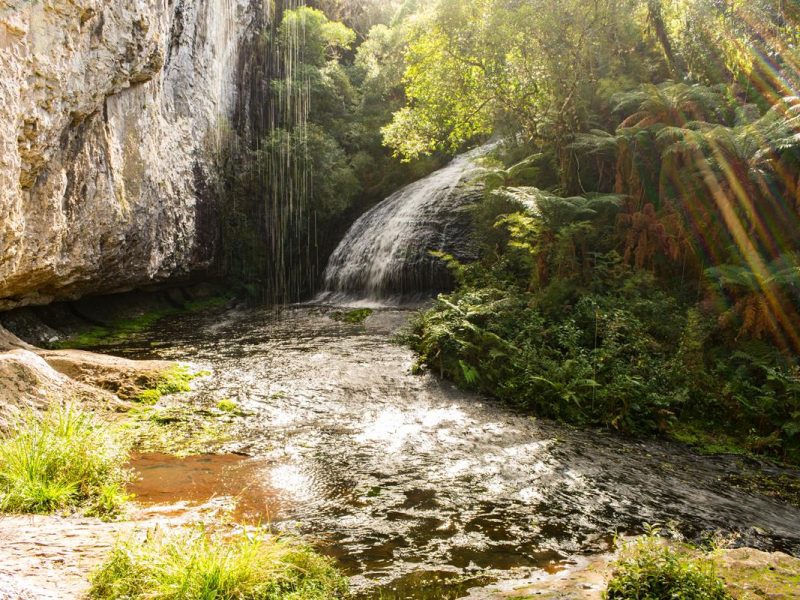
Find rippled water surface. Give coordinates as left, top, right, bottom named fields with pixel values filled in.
left=110, top=306, right=800, bottom=597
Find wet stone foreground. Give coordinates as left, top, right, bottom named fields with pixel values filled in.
left=109, top=306, right=800, bottom=598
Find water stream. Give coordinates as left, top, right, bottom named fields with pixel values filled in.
left=109, top=305, right=800, bottom=599
left=318, top=146, right=490, bottom=303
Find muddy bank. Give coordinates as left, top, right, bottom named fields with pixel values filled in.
left=476, top=545, right=800, bottom=600
left=0, top=284, right=229, bottom=425
left=3, top=504, right=797, bottom=600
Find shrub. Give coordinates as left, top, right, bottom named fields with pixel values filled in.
left=605, top=534, right=732, bottom=600
left=89, top=527, right=349, bottom=600
left=409, top=276, right=685, bottom=431
left=0, top=405, right=131, bottom=516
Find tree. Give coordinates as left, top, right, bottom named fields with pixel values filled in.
left=279, top=7, right=356, bottom=67
left=706, top=254, right=800, bottom=351
left=383, top=0, right=647, bottom=161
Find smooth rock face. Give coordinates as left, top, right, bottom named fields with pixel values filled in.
left=0, top=0, right=259, bottom=309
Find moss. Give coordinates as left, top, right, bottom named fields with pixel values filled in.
left=53, top=309, right=172, bottom=349
left=126, top=405, right=230, bottom=458
left=134, top=365, right=207, bottom=404
left=669, top=423, right=753, bottom=458
left=135, top=389, right=162, bottom=405
left=216, top=398, right=241, bottom=414
left=712, top=548, right=800, bottom=599
left=330, top=308, right=373, bottom=324
left=53, top=295, right=232, bottom=350
left=724, top=471, right=800, bottom=509
left=184, top=296, right=230, bottom=312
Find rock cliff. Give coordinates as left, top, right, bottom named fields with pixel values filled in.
left=0, top=0, right=261, bottom=310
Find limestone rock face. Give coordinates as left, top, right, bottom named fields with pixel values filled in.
left=0, top=0, right=259, bottom=309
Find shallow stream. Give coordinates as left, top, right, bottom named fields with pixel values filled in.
left=108, top=306, right=800, bottom=598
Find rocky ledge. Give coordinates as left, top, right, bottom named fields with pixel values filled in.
left=0, top=324, right=174, bottom=427
left=0, top=0, right=260, bottom=310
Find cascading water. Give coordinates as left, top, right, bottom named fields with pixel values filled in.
left=221, top=0, right=318, bottom=304
left=318, top=146, right=490, bottom=303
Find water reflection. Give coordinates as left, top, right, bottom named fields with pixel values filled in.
left=116, top=306, right=800, bottom=597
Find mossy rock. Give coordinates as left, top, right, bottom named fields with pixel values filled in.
left=330, top=308, right=373, bottom=324
left=133, top=365, right=208, bottom=404
left=714, top=548, right=800, bottom=599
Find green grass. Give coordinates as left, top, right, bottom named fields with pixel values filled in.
left=0, top=405, right=131, bottom=517
left=330, top=308, right=373, bottom=324
left=605, top=533, right=732, bottom=600
left=89, top=527, right=349, bottom=600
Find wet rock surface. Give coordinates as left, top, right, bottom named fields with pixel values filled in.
left=0, top=323, right=172, bottom=426
left=100, top=306, right=800, bottom=597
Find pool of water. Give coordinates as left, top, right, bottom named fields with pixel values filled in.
left=110, top=306, right=800, bottom=598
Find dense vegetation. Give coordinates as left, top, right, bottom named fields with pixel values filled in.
left=219, top=1, right=444, bottom=300
left=0, top=406, right=130, bottom=516
left=226, top=1, right=800, bottom=462
left=377, top=0, right=800, bottom=463
left=219, top=1, right=800, bottom=455
left=89, top=528, right=348, bottom=600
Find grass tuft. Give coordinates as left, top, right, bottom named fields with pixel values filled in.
left=89, top=527, right=349, bottom=600
left=0, top=405, right=131, bottom=517
left=605, top=531, right=732, bottom=599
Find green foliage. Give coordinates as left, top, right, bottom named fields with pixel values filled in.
left=259, top=125, right=361, bottom=221
left=410, top=269, right=684, bottom=431
left=220, top=4, right=443, bottom=298
left=89, top=527, right=349, bottom=600
left=0, top=406, right=131, bottom=517
left=604, top=533, right=732, bottom=599
left=409, top=147, right=800, bottom=459
left=279, top=7, right=356, bottom=67
left=383, top=0, right=655, bottom=161
left=221, top=0, right=800, bottom=464
left=612, top=82, right=732, bottom=128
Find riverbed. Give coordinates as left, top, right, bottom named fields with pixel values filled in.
left=106, top=305, right=800, bottom=598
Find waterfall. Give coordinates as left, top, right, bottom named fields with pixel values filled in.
left=317, top=145, right=490, bottom=305
left=220, top=0, right=315, bottom=304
